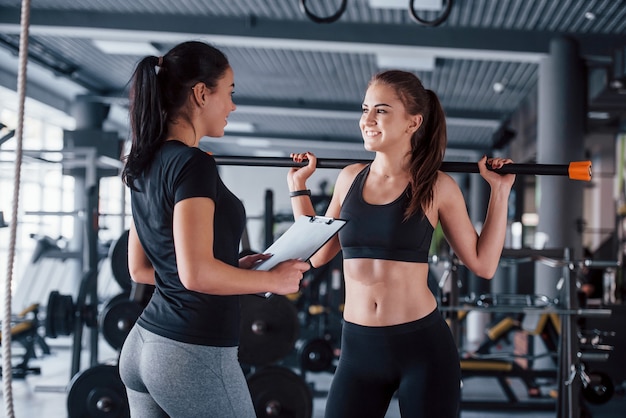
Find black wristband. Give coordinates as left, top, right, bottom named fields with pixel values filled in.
left=289, top=189, right=311, bottom=198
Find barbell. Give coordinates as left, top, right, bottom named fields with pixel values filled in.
left=45, top=290, right=143, bottom=352
left=210, top=155, right=592, bottom=181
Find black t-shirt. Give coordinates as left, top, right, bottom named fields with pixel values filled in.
left=131, top=141, right=246, bottom=346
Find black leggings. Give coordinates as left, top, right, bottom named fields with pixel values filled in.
left=325, top=308, right=460, bottom=418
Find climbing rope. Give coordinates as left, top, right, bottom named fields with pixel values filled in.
left=3, top=0, right=31, bottom=417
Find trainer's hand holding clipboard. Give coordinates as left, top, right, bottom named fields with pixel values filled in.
left=253, top=215, right=347, bottom=298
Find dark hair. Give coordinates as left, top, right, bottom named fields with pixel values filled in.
left=121, top=41, right=230, bottom=189
left=369, top=70, right=447, bottom=219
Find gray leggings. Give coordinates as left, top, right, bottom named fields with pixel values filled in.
left=119, top=325, right=256, bottom=418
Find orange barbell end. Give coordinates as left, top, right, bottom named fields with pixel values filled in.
left=568, top=161, right=592, bottom=181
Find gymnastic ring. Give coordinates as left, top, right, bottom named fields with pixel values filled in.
left=300, top=0, right=348, bottom=24
left=409, top=0, right=453, bottom=27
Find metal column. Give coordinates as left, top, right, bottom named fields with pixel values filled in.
left=536, top=37, right=586, bottom=299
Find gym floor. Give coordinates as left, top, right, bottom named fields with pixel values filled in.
left=1, top=335, right=624, bottom=418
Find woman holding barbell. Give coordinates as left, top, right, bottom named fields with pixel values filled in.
left=288, top=70, right=515, bottom=418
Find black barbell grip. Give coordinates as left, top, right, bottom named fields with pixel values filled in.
left=441, top=161, right=567, bottom=176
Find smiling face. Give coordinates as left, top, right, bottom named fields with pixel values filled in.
left=203, top=66, right=237, bottom=138
left=359, top=82, right=422, bottom=154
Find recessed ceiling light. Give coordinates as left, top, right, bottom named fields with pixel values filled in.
left=236, top=138, right=270, bottom=148
left=492, top=81, right=506, bottom=94
left=584, top=11, right=596, bottom=20
left=254, top=150, right=286, bottom=157
left=376, top=52, right=436, bottom=71
left=225, top=121, right=255, bottom=133
left=93, top=40, right=160, bottom=56
left=369, top=0, right=442, bottom=11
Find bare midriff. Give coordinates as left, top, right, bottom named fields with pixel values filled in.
left=341, top=258, right=437, bottom=327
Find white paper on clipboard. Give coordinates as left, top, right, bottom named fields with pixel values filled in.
left=253, top=215, right=347, bottom=272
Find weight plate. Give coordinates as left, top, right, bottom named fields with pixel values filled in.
left=239, top=295, right=300, bottom=366
left=67, top=364, right=129, bottom=418
left=296, top=338, right=335, bottom=372
left=100, top=298, right=143, bottom=350
left=110, top=230, right=132, bottom=291
left=247, top=366, right=313, bottom=418
left=582, top=371, right=614, bottom=405
left=45, top=291, right=75, bottom=338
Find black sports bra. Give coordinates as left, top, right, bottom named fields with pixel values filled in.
left=338, top=165, right=434, bottom=263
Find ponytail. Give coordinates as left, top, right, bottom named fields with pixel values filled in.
left=122, top=55, right=165, bottom=190
left=405, top=89, right=447, bottom=220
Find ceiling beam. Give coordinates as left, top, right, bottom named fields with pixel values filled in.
left=1, top=8, right=622, bottom=62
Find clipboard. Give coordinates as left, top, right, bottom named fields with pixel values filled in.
left=253, top=215, right=347, bottom=297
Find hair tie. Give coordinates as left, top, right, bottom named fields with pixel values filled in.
left=157, top=56, right=163, bottom=67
